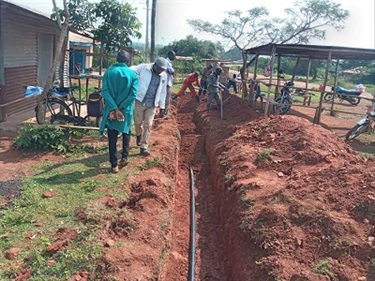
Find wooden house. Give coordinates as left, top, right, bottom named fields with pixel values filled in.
left=0, top=0, right=60, bottom=121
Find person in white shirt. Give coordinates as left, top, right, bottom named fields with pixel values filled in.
left=130, top=57, right=168, bottom=156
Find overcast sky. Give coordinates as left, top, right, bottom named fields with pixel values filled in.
left=8, top=0, right=375, bottom=49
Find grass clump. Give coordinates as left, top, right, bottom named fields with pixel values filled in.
left=255, top=148, right=275, bottom=163
left=312, top=258, right=332, bottom=276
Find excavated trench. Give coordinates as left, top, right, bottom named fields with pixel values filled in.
left=161, top=95, right=266, bottom=280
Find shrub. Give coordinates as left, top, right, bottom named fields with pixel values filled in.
left=13, top=124, right=71, bottom=153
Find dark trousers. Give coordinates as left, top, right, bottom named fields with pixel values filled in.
left=227, top=80, right=237, bottom=93
left=108, top=129, right=130, bottom=168
left=198, top=80, right=208, bottom=96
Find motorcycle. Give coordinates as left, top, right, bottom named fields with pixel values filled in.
left=345, top=93, right=375, bottom=141
left=324, top=85, right=364, bottom=106
left=274, top=81, right=294, bottom=115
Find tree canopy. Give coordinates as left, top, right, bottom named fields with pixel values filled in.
left=94, top=0, right=142, bottom=51
left=187, top=0, right=350, bottom=96
left=158, top=35, right=224, bottom=59
left=52, top=0, right=142, bottom=51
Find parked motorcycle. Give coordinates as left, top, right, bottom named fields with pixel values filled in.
left=324, top=86, right=364, bottom=106
left=274, top=81, right=294, bottom=115
left=345, top=93, right=375, bottom=141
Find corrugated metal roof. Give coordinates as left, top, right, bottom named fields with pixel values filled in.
left=1, top=0, right=53, bottom=21
left=245, top=43, right=375, bottom=61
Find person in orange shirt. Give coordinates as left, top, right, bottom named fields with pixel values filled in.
left=173, top=71, right=201, bottom=102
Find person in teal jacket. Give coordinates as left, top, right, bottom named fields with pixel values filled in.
left=99, top=50, right=139, bottom=173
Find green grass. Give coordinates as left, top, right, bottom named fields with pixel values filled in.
left=255, top=148, right=274, bottom=163
left=312, top=258, right=332, bottom=276
left=0, top=149, right=141, bottom=280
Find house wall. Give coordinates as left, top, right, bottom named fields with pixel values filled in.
left=0, top=1, right=59, bottom=121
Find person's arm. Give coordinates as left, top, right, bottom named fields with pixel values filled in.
left=118, top=73, right=139, bottom=110
left=167, top=65, right=174, bottom=75
left=101, top=72, right=117, bottom=112
left=158, top=75, right=168, bottom=109
left=195, top=77, right=201, bottom=88
left=220, top=83, right=229, bottom=93
left=130, top=64, right=142, bottom=75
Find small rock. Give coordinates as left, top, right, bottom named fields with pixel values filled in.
left=277, top=172, right=284, bottom=177
left=368, top=236, right=374, bottom=246
left=105, top=238, right=115, bottom=247
left=5, top=248, right=19, bottom=260
left=363, top=218, right=370, bottom=224
left=295, top=238, right=304, bottom=248
left=42, top=191, right=55, bottom=198
left=25, top=232, right=36, bottom=239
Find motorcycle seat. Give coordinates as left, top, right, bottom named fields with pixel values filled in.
left=337, top=87, right=361, bottom=95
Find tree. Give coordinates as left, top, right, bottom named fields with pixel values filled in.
left=36, top=0, right=142, bottom=123
left=158, top=35, right=221, bottom=59
left=36, top=0, right=70, bottom=123
left=94, top=0, right=142, bottom=51
left=188, top=0, right=349, bottom=97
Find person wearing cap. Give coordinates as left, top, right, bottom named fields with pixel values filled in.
left=206, top=67, right=229, bottom=112
left=161, top=50, right=176, bottom=119
left=173, top=71, right=201, bottom=102
left=99, top=50, right=139, bottom=173
left=130, top=57, right=168, bottom=156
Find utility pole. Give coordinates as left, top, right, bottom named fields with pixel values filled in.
left=150, top=0, right=156, bottom=62
left=145, top=0, right=149, bottom=62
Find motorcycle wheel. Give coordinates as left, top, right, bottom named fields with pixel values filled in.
left=323, top=93, right=333, bottom=101
left=274, top=97, right=292, bottom=115
left=345, top=123, right=370, bottom=141
left=349, top=97, right=360, bottom=106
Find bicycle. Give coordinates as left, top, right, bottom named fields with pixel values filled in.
left=35, top=86, right=124, bottom=138
left=35, top=86, right=102, bottom=126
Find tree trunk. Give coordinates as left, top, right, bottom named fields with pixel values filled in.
left=36, top=24, right=69, bottom=122
left=240, top=51, right=249, bottom=99
left=150, top=0, right=157, bottom=62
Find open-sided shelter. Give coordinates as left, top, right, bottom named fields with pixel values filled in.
left=245, top=43, right=375, bottom=122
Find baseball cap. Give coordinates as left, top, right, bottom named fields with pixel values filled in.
left=155, top=57, right=168, bottom=69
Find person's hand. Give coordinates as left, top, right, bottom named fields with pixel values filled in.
left=108, top=111, right=116, bottom=120
left=115, top=109, right=125, bottom=121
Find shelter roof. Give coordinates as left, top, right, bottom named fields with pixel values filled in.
left=245, top=43, right=375, bottom=61
left=175, top=56, right=193, bottom=61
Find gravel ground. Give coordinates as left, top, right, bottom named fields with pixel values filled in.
left=0, top=180, right=22, bottom=208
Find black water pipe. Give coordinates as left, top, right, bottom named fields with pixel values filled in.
left=188, top=166, right=196, bottom=281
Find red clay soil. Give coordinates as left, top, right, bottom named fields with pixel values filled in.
left=1, top=92, right=375, bottom=280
